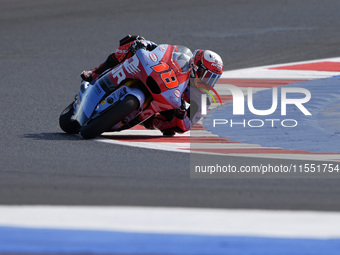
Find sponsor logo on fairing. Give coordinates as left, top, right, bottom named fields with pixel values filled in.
left=111, top=65, right=126, bottom=85
left=149, top=52, right=158, bottom=62
left=124, top=56, right=140, bottom=75
left=174, top=89, right=181, bottom=98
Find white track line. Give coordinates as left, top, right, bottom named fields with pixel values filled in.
left=1, top=206, right=340, bottom=239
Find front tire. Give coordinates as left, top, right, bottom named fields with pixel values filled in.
left=80, top=95, right=140, bottom=139
left=59, top=103, right=80, bottom=134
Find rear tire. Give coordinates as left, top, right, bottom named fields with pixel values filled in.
left=59, top=103, right=80, bottom=134
left=80, top=95, right=140, bottom=139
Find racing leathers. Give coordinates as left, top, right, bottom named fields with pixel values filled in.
left=81, top=35, right=156, bottom=82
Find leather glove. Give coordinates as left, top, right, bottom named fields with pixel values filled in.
left=129, top=40, right=147, bottom=53
left=80, top=70, right=94, bottom=82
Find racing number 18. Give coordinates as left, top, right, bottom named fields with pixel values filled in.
left=151, top=62, right=179, bottom=89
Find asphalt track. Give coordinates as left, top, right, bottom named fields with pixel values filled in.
left=1, top=0, right=340, bottom=210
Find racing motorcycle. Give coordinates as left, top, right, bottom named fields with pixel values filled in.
left=59, top=45, right=192, bottom=139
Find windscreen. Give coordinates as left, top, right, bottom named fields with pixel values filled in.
left=172, top=45, right=193, bottom=72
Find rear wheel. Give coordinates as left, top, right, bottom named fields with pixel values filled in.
left=80, top=95, right=140, bottom=139
left=59, top=103, right=80, bottom=134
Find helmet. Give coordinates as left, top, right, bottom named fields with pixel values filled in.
left=190, top=49, right=223, bottom=88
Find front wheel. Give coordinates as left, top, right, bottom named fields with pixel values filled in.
left=80, top=95, right=140, bottom=139
left=59, top=103, right=80, bottom=134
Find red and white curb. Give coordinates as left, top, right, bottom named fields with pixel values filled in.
left=98, top=57, right=340, bottom=161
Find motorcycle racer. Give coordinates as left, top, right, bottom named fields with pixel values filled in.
left=80, top=35, right=223, bottom=136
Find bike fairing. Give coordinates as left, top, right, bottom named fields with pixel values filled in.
left=84, top=45, right=193, bottom=132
